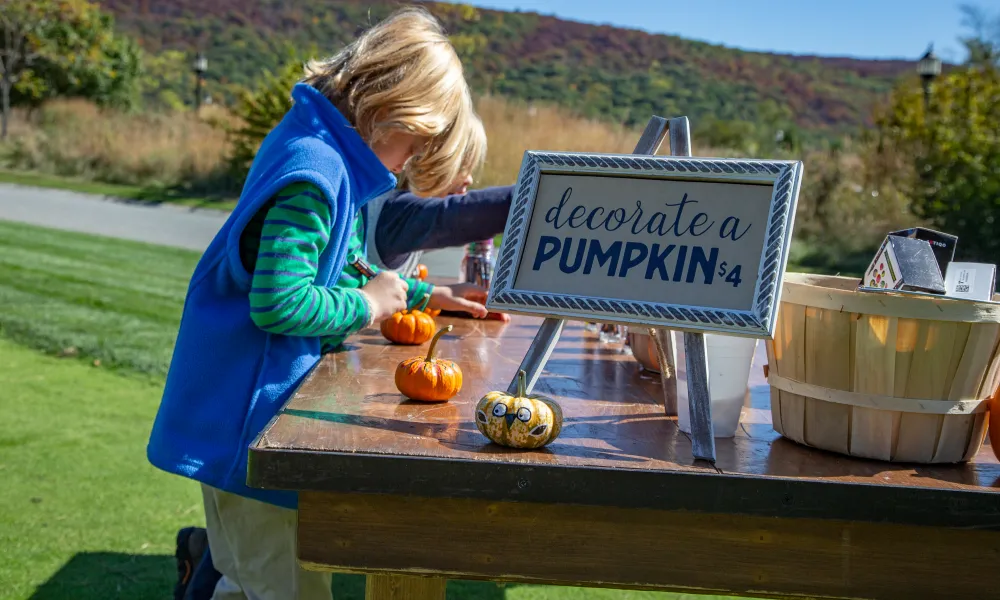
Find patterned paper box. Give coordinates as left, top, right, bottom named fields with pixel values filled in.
left=861, top=235, right=945, bottom=294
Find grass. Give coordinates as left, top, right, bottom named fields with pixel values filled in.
left=0, top=338, right=202, bottom=600
left=0, top=222, right=755, bottom=599
left=0, top=219, right=197, bottom=377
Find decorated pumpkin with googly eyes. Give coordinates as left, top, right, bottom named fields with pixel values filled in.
left=475, top=370, right=563, bottom=449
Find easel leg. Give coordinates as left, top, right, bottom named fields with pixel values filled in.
left=648, top=328, right=678, bottom=416
left=664, top=116, right=716, bottom=463
left=365, top=574, right=446, bottom=600
left=508, top=317, right=565, bottom=395
left=683, top=332, right=716, bottom=462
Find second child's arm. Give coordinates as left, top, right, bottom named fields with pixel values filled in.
left=374, top=185, right=513, bottom=261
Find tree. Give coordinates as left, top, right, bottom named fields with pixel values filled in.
left=874, top=66, right=1000, bottom=263
left=959, top=4, right=1000, bottom=67
left=226, top=57, right=307, bottom=179
left=15, top=0, right=142, bottom=110
left=0, top=0, right=56, bottom=139
left=0, top=0, right=141, bottom=140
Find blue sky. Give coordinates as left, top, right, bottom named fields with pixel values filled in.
left=443, top=0, right=999, bottom=62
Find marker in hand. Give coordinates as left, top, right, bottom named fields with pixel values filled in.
left=348, top=253, right=378, bottom=278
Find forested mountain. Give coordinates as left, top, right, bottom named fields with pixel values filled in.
left=101, top=0, right=923, bottom=139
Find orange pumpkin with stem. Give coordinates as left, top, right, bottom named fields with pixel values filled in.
left=381, top=294, right=435, bottom=345
left=395, top=325, right=463, bottom=402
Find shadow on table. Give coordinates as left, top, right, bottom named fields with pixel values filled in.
left=764, top=436, right=996, bottom=487
left=282, top=406, right=656, bottom=464
left=28, top=552, right=175, bottom=599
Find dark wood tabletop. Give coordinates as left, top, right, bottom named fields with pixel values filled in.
left=249, top=314, right=1000, bottom=530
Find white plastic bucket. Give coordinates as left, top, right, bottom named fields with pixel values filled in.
left=675, top=332, right=758, bottom=438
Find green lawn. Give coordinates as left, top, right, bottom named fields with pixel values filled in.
left=0, top=219, right=196, bottom=377
left=0, top=221, right=748, bottom=599
left=0, top=338, right=202, bottom=599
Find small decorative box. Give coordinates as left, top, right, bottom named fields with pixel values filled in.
left=888, top=227, right=958, bottom=275
left=861, top=235, right=945, bottom=294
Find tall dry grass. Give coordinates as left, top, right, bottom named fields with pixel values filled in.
left=475, top=95, right=640, bottom=186
left=2, top=100, right=233, bottom=190
left=0, top=95, right=714, bottom=194
left=2, top=94, right=734, bottom=194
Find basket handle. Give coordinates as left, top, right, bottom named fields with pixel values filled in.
left=767, top=373, right=988, bottom=415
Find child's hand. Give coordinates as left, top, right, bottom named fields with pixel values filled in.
left=428, top=283, right=489, bottom=318
left=361, top=271, right=409, bottom=321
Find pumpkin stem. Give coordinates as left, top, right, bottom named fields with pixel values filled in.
left=426, top=325, right=453, bottom=360
left=417, top=293, right=432, bottom=312
left=517, top=369, right=527, bottom=398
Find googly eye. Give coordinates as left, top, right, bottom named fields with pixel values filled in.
left=492, top=403, right=507, bottom=417
left=517, top=407, right=532, bottom=422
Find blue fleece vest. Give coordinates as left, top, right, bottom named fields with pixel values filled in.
left=147, top=83, right=395, bottom=508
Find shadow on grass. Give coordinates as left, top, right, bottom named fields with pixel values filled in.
left=122, top=180, right=239, bottom=211
left=126, top=169, right=241, bottom=210
left=29, top=553, right=509, bottom=600
left=0, top=168, right=239, bottom=211
left=28, top=552, right=175, bottom=600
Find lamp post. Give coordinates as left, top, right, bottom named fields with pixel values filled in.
left=916, top=44, right=941, bottom=112
left=193, top=52, right=208, bottom=112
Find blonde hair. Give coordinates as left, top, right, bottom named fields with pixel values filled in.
left=459, top=107, right=487, bottom=181
left=396, top=107, right=487, bottom=195
left=303, top=7, right=477, bottom=197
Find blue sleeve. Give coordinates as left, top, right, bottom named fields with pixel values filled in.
left=374, top=185, right=514, bottom=265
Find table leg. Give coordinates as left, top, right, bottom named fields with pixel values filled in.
left=365, top=574, right=447, bottom=600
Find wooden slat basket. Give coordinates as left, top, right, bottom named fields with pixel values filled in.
left=765, top=273, right=1000, bottom=463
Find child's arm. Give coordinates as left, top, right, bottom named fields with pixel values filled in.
left=352, top=244, right=487, bottom=318
left=372, top=185, right=513, bottom=265
left=248, top=183, right=406, bottom=337
left=345, top=248, right=434, bottom=311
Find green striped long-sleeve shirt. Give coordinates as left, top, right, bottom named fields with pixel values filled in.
left=239, top=182, right=433, bottom=351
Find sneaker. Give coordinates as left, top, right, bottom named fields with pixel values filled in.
left=186, top=544, right=223, bottom=600
left=174, top=527, right=209, bottom=600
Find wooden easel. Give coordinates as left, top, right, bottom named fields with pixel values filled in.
left=506, top=115, right=717, bottom=463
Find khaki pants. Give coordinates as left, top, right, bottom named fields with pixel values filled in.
left=201, top=484, right=332, bottom=600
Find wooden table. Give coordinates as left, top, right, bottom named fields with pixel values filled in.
left=248, top=315, right=1000, bottom=600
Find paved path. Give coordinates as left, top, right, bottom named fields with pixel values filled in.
left=0, top=183, right=463, bottom=275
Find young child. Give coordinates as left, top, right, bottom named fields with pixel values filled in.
left=150, top=8, right=486, bottom=599
left=173, top=125, right=506, bottom=600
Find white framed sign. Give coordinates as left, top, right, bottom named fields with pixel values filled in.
left=486, top=151, right=803, bottom=338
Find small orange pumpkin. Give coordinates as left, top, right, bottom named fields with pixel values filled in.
left=395, top=325, right=463, bottom=402
left=381, top=294, right=435, bottom=345
left=415, top=263, right=429, bottom=280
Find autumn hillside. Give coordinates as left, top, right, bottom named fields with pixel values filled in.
left=100, top=0, right=922, bottom=141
